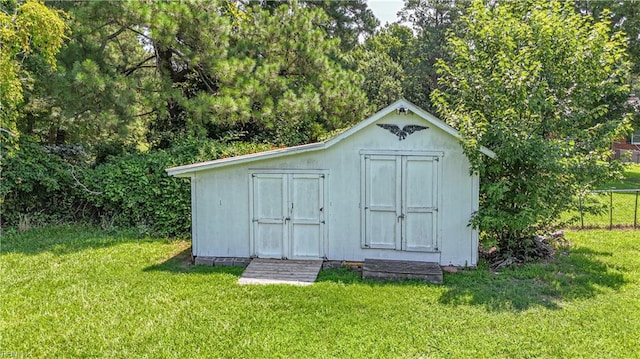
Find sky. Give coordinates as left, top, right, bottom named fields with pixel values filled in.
left=367, top=0, right=404, bottom=26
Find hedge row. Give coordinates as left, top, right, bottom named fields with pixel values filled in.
left=0, top=137, right=272, bottom=236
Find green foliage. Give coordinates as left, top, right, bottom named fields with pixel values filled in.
left=85, top=139, right=273, bottom=236
left=249, top=0, right=379, bottom=52
left=432, top=0, right=632, bottom=258
left=395, top=1, right=469, bottom=111
left=360, top=24, right=423, bottom=109
left=205, top=3, right=370, bottom=146
left=303, top=0, right=379, bottom=52
left=574, top=0, right=640, bottom=132
left=0, top=0, right=68, bottom=133
left=31, top=1, right=369, bottom=149
left=575, top=0, right=640, bottom=76
left=1, top=1, right=156, bottom=145
left=0, top=137, right=89, bottom=227
left=0, top=135, right=272, bottom=236
left=361, top=0, right=470, bottom=112
left=23, top=1, right=164, bottom=145
left=85, top=150, right=185, bottom=236
left=3, top=0, right=372, bottom=235
left=350, top=32, right=406, bottom=110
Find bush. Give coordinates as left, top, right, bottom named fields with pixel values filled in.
left=85, top=138, right=273, bottom=236
left=1, top=136, right=273, bottom=236
left=0, top=137, right=91, bottom=229
left=86, top=150, right=186, bottom=236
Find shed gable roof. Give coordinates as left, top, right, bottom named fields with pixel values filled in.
left=166, top=99, right=495, bottom=177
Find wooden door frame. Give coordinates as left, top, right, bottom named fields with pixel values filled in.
left=401, top=155, right=439, bottom=252
left=249, top=169, right=328, bottom=259
left=249, top=173, right=288, bottom=258
left=360, top=150, right=443, bottom=252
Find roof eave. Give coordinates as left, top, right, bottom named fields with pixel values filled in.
left=164, top=98, right=496, bottom=176
left=480, top=147, right=497, bottom=159
left=165, top=142, right=326, bottom=177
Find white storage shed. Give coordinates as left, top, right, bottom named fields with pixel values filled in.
left=166, top=99, right=493, bottom=266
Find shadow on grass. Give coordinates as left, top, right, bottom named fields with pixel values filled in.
left=438, top=247, right=628, bottom=312
left=317, top=248, right=628, bottom=312
left=0, top=225, right=149, bottom=256
left=142, top=246, right=243, bottom=277
left=316, top=266, right=443, bottom=287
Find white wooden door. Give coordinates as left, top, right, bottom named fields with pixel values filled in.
left=290, top=174, right=324, bottom=258
left=363, top=154, right=439, bottom=251
left=252, top=174, right=288, bottom=258
left=363, top=155, right=401, bottom=249
left=402, top=156, right=438, bottom=251
left=252, top=173, right=324, bottom=259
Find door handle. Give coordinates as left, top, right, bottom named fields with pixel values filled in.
left=397, top=214, right=404, bottom=222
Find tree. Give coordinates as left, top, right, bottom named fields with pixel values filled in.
left=349, top=47, right=405, bottom=110
left=347, top=1, right=472, bottom=112
left=306, top=0, right=379, bottom=51
left=242, top=0, right=379, bottom=52
left=139, top=1, right=369, bottom=147
left=574, top=0, right=640, bottom=131
left=215, top=3, right=369, bottom=146
left=353, top=23, right=421, bottom=110
left=398, top=0, right=469, bottom=111
left=13, top=1, right=155, bottom=146
left=432, top=0, right=632, bottom=260
left=358, top=24, right=414, bottom=109
left=575, top=1, right=640, bottom=83
left=0, top=0, right=67, bottom=134
left=131, top=0, right=233, bottom=147
left=34, top=1, right=368, bottom=148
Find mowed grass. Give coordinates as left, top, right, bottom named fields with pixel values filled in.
left=601, top=163, right=640, bottom=190
left=564, top=164, right=640, bottom=228
left=2, top=226, right=640, bottom=358
left=576, top=191, right=639, bottom=227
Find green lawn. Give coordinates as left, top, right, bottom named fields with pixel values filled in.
left=600, top=163, right=640, bottom=190
left=2, top=226, right=639, bottom=358
left=574, top=191, right=639, bottom=228
left=564, top=164, right=640, bottom=228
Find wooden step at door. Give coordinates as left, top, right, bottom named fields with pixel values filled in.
left=363, top=258, right=443, bottom=284
left=238, top=258, right=324, bottom=286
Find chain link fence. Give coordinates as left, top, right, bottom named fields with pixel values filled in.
left=575, top=189, right=640, bottom=229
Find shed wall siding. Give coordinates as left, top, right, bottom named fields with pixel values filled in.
left=191, top=112, right=478, bottom=266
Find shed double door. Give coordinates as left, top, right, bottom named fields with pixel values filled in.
left=252, top=173, right=325, bottom=259
left=362, top=154, right=439, bottom=251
